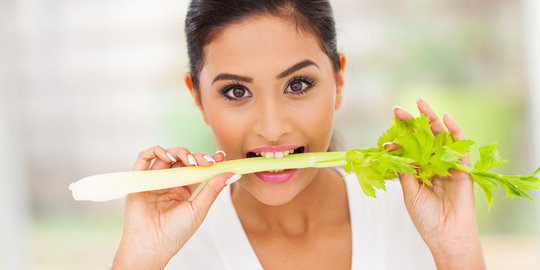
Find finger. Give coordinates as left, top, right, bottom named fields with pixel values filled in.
left=442, top=112, right=465, bottom=140
left=166, top=147, right=193, bottom=167
left=191, top=153, right=213, bottom=167
left=393, top=106, right=414, bottom=121
left=191, top=173, right=241, bottom=220
left=133, top=145, right=175, bottom=171
left=442, top=112, right=471, bottom=166
left=203, top=154, right=217, bottom=164
left=151, top=158, right=174, bottom=170
left=151, top=150, right=179, bottom=170
left=152, top=148, right=190, bottom=170
left=416, top=98, right=445, bottom=135
left=382, top=142, right=401, bottom=151
left=211, top=150, right=226, bottom=162
left=397, top=172, right=420, bottom=202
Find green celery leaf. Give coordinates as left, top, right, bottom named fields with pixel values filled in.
left=377, top=117, right=400, bottom=148
left=471, top=173, right=497, bottom=207
left=347, top=113, right=539, bottom=206
left=533, top=166, right=540, bottom=176
left=474, top=143, right=508, bottom=171
left=445, top=139, right=475, bottom=154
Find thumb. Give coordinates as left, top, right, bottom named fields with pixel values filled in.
left=191, top=173, right=241, bottom=219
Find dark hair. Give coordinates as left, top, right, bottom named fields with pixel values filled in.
left=184, top=0, right=340, bottom=91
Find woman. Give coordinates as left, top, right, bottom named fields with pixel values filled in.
left=112, top=0, right=485, bottom=269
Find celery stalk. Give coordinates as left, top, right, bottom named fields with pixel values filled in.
left=69, top=152, right=347, bottom=202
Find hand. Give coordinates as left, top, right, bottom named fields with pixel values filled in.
left=111, top=146, right=239, bottom=269
left=388, top=99, right=485, bottom=270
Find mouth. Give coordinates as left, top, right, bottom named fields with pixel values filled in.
left=246, top=146, right=305, bottom=160
left=245, top=145, right=305, bottom=183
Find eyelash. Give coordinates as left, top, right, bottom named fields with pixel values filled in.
left=285, top=75, right=316, bottom=96
left=219, top=75, right=317, bottom=102
left=219, top=81, right=246, bottom=102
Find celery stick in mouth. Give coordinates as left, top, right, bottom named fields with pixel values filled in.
left=69, top=151, right=346, bottom=202
left=69, top=114, right=540, bottom=206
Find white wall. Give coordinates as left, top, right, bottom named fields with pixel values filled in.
left=0, top=8, right=29, bottom=268
left=0, top=77, right=29, bottom=270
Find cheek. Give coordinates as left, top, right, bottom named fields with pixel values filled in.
left=296, top=89, right=336, bottom=151
left=204, top=106, right=249, bottom=158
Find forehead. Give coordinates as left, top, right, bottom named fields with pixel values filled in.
left=200, top=15, right=331, bottom=80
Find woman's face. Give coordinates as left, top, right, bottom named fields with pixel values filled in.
left=186, top=15, right=345, bottom=206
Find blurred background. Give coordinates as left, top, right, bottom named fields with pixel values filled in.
left=1, top=0, right=539, bottom=269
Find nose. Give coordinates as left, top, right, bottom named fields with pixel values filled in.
left=251, top=97, right=293, bottom=142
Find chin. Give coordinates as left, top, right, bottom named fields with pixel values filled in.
left=249, top=188, right=302, bottom=206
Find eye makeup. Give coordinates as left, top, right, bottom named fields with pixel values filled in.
left=217, top=74, right=318, bottom=102
left=284, top=75, right=317, bottom=96
left=219, top=81, right=252, bottom=102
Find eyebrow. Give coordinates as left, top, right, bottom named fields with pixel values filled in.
left=212, top=73, right=253, bottom=85
left=211, top=59, right=319, bottom=85
left=276, top=59, right=319, bottom=79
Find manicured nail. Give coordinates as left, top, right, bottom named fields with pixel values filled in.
left=225, top=174, right=241, bottom=185
left=203, top=155, right=216, bottom=164
left=382, top=142, right=392, bottom=148
left=187, top=154, right=198, bottom=166
left=214, top=150, right=226, bottom=157
left=392, top=105, right=402, bottom=112
left=166, top=152, right=177, bottom=163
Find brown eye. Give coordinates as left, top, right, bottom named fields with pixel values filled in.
left=284, top=79, right=311, bottom=94
left=224, top=86, right=252, bottom=100
left=233, top=87, right=245, bottom=97
left=290, top=82, right=303, bottom=92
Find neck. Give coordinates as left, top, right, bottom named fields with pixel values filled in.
left=231, top=168, right=349, bottom=236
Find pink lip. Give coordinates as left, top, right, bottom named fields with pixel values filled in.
left=255, top=169, right=297, bottom=183
left=249, top=144, right=302, bottom=152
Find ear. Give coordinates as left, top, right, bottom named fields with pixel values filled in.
left=184, top=72, right=209, bottom=125
left=334, top=53, right=346, bottom=110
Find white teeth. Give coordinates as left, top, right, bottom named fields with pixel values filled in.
left=258, top=149, right=298, bottom=159
left=268, top=169, right=285, bottom=173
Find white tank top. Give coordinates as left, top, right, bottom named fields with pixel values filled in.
left=166, top=167, right=435, bottom=269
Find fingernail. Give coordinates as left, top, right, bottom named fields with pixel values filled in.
left=225, top=174, right=241, bottom=185
left=392, top=105, right=402, bottom=111
left=443, top=111, right=450, bottom=117
left=203, top=155, right=216, bottom=164
left=187, top=154, right=198, bottom=166
left=416, top=97, right=425, bottom=102
left=382, top=142, right=392, bottom=148
left=166, top=152, right=177, bottom=163
left=214, top=150, right=226, bottom=157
